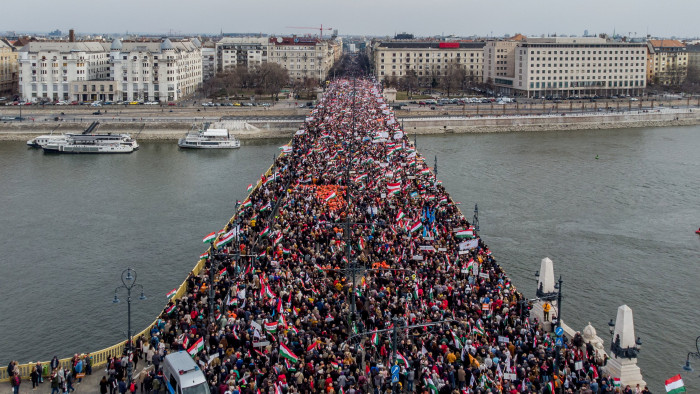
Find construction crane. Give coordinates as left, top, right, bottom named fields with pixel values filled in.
left=285, top=24, right=333, bottom=40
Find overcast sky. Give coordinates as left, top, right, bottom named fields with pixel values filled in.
left=4, top=0, right=699, bottom=39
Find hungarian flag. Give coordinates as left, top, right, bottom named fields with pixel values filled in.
left=358, top=237, right=365, bottom=251
left=215, top=231, right=235, bottom=248
left=306, top=341, right=318, bottom=352
left=264, top=321, right=278, bottom=334
left=371, top=332, right=380, bottom=346
left=165, top=304, right=175, bottom=314
left=246, top=184, right=253, bottom=192
left=439, top=196, right=448, bottom=204
left=187, top=337, right=204, bottom=356
left=613, top=378, right=621, bottom=387
left=166, top=289, right=177, bottom=299
left=424, top=378, right=438, bottom=394
left=325, top=192, right=337, bottom=202
left=259, top=226, right=271, bottom=238
left=275, top=298, right=283, bottom=314
left=202, top=231, right=216, bottom=244
left=241, top=198, right=252, bottom=208
left=545, top=381, right=555, bottom=393
left=451, top=330, right=463, bottom=349
left=273, top=232, right=283, bottom=245
left=396, top=352, right=409, bottom=366
left=282, top=248, right=291, bottom=255
left=218, top=267, right=227, bottom=277
left=199, top=252, right=208, bottom=260
left=665, top=374, right=686, bottom=393
left=455, top=229, right=474, bottom=239
left=396, top=210, right=406, bottom=221
left=388, top=188, right=400, bottom=196
left=409, top=221, right=423, bottom=233
left=279, top=343, right=299, bottom=363
left=353, top=173, right=368, bottom=183
left=386, top=182, right=401, bottom=191
left=260, top=202, right=272, bottom=212
left=262, top=284, right=276, bottom=299
left=419, top=168, right=430, bottom=175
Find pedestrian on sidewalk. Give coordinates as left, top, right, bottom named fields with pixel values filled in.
left=10, top=372, right=21, bottom=394
left=50, top=370, right=60, bottom=394
left=99, top=376, right=109, bottom=394
left=543, top=302, right=552, bottom=322
left=31, top=365, right=39, bottom=389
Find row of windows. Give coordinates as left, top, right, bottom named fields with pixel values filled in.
left=529, top=80, right=643, bottom=88
left=530, top=68, right=643, bottom=74
left=381, top=52, right=481, bottom=57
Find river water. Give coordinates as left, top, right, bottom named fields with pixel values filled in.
left=1, top=127, right=698, bottom=391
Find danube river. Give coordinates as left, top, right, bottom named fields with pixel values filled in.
left=1, top=126, right=698, bottom=391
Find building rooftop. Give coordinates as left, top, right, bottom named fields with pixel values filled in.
left=376, top=41, right=485, bottom=49
left=649, top=39, right=684, bottom=48
left=20, top=41, right=109, bottom=53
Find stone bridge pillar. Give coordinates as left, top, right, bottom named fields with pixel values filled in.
left=604, top=305, right=646, bottom=388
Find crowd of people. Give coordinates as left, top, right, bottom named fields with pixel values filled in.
left=135, top=78, right=645, bottom=394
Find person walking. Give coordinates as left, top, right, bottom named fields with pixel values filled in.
left=99, top=376, right=109, bottom=394
left=50, top=370, right=60, bottom=394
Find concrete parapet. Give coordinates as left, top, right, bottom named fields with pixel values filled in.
left=603, top=305, right=646, bottom=388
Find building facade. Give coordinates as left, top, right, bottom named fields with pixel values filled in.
left=372, top=41, right=485, bottom=86
left=214, top=36, right=340, bottom=82
left=202, top=46, right=216, bottom=81
left=109, top=38, right=202, bottom=102
left=647, top=40, right=687, bottom=86
left=0, top=39, right=18, bottom=97
left=484, top=37, right=647, bottom=97
left=215, top=37, right=269, bottom=73
left=267, top=36, right=340, bottom=82
left=18, top=41, right=110, bottom=101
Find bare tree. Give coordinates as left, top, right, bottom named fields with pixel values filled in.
left=252, top=63, right=289, bottom=100
left=399, top=70, right=418, bottom=98
left=440, top=62, right=466, bottom=97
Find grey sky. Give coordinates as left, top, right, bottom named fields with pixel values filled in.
left=5, top=0, right=699, bottom=39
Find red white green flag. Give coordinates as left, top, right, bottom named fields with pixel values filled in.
left=246, top=184, right=253, bottom=192
left=166, top=289, right=177, bottom=299
left=165, top=304, right=175, bottom=314
left=241, top=198, right=252, bottom=208
left=199, top=252, right=208, bottom=260
left=371, top=332, right=380, bottom=346
left=358, top=237, right=365, bottom=251
left=187, top=337, right=204, bottom=356
left=396, top=210, right=406, bottom=221
left=455, top=229, right=474, bottom=239
left=260, top=202, right=272, bottom=211
left=218, top=267, right=227, bottom=277
left=215, top=232, right=235, bottom=248
left=325, top=192, right=337, bottom=202
left=665, top=374, right=686, bottom=393
left=279, top=343, right=299, bottom=363
left=264, top=321, right=278, bottom=334
left=396, top=352, right=409, bottom=366
left=409, top=221, right=423, bottom=233
left=306, top=341, right=318, bottom=352
left=259, top=226, right=271, bottom=237
left=282, top=247, right=291, bottom=255
left=202, top=231, right=216, bottom=243
left=273, top=232, right=283, bottom=245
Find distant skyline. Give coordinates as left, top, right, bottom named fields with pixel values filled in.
left=5, top=0, right=700, bottom=39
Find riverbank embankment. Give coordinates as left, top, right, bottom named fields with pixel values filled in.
left=1, top=108, right=698, bottom=141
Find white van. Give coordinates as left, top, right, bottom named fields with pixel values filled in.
left=162, top=351, right=210, bottom=394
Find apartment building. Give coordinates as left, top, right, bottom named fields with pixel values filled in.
left=110, top=38, right=202, bottom=102
left=372, top=41, right=485, bottom=86
left=18, top=41, right=110, bottom=101
left=202, top=45, right=216, bottom=81
left=0, top=39, right=18, bottom=97
left=267, top=36, right=340, bottom=82
left=215, top=36, right=340, bottom=82
left=215, top=37, right=269, bottom=73
left=484, top=37, right=647, bottom=97
left=647, top=40, right=687, bottom=86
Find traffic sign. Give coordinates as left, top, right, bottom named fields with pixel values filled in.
left=391, top=365, right=400, bottom=383
left=555, top=326, right=564, bottom=337
left=555, top=337, right=563, bottom=347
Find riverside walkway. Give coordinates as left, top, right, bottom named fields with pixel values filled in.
left=3, top=79, right=621, bottom=393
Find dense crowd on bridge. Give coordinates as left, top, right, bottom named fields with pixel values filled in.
left=140, top=79, right=639, bottom=394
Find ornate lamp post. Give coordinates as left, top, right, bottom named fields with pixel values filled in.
left=113, top=267, right=146, bottom=384
left=607, top=318, right=642, bottom=359
left=682, top=336, right=700, bottom=371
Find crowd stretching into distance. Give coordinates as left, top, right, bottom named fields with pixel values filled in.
left=148, top=79, right=625, bottom=394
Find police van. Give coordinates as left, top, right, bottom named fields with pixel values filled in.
left=162, top=351, right=210, bottom=394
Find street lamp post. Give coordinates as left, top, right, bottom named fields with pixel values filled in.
left=113, top=267, right=146, bottom=384
left=682, top=336, right=700, bottom=371
left=607, top=318, right=642, bottom=359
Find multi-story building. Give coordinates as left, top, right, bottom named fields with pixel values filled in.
left=215, top=37, right=269, bottom=73
left=685, top=44, right=700, bottom=82
left=202, top=45, right=216, bottom=81
left=267, top=36, right=340, bottom=82
left=0, top=39, right=18, bottom=97
left=647, top=40, right=687, bottom=86
left=18, top=41, right=110, bottom=101
left=372, top=41, right=485, bottom=86
left=484, top=37, right=647, bottom=97
left=214, top=36, right=340, bottom=82
left=109, top=38, right=202, bottom=102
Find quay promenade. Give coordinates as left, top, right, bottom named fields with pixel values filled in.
left=4, top=79, right=634, bottom=393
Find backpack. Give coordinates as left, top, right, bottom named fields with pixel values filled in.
left=129, top=381, right=137, bottom=392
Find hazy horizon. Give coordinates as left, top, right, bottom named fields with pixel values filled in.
left=4, top=0, right=700, bottom=39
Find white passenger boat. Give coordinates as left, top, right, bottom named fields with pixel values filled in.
left=27, top=134, right=68, bottom=148
left=42, top=133, right=139, bottom=154
left=178, top=128, right=240, bottom=149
